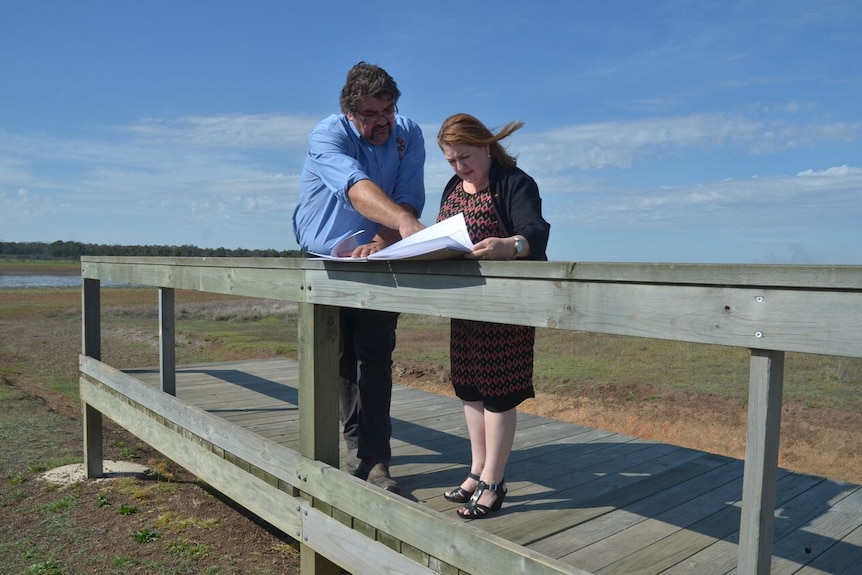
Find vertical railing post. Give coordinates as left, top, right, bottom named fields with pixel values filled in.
left=82, top=277, right=104, bottom=479
left=298, top=302, right=340, bottom=464
left=738, top=348, right=785, bottom=574
left=297, top=302, right=340, bottom=575
left=159, top=287, right=176, bottom=395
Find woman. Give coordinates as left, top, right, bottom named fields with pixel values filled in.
left=436, top=113, right=550, bottom=519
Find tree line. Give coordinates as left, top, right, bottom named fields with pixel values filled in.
left=0, top=240, right=302, bottom=260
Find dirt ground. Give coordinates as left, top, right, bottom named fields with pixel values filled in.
left=0, top=299, right=305, bottom=574
left=1, top=298, right=860, bottom=573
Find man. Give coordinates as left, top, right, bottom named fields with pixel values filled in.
left=292, top=62, right=426, bottom=494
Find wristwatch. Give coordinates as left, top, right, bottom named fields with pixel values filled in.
left=512, top=237, right=524, bottom=259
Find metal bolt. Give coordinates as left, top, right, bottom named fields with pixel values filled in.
left=755, top=296, right=764, bottom=303
left=755, top=331, right=763, bottom=338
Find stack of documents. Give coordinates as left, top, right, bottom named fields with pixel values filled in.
left=311, top=213, right=474, bottom=261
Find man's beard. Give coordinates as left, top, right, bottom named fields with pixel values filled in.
left=369, top=125, right=391, bottom=145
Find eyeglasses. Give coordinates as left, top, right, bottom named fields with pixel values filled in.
left=354, top=104, right=398, bottom=124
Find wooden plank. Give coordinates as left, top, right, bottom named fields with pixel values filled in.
left=492, top=449, right=714, bottom=546
left=657, top=474, right=843, bottom=575
left=592, top=471, right=825, bottom=575
left=181, top=390, right=296, bottom=409
left=531, top=457, right=744, bottom=562
left=159, top=287, right=176, bottom=395
left=82, top=403, right=103, bottom=479
left=738, top=349, right=785, bottom=575
left=80, top=257, right=862, bottom=358
left=298, top=303, right=339, bottom=468
left=81, top=258, right=309, bottom=301
left=80, top=256, right=862, bottom=290
left=552, top=262, right=862, bottom=289
left=81, top=277, right=102, bottom=478
left=556, top=461, right=751, bottom=571
left=81, top=277, right=101, bottom=359
left=792, top=523, right=862, bottom=575
left=300, top=501, right=438, bottom=575
left=408, top=427, right=627, bottom=510
left=302, top=271, right=862, bottom=358
left=81, top=355, right=313, bottom=488
left=405, top=422, right=631, bottom=503
left=80, top=378, right=304, bottom=537
left=731, top=485, right=862, bottom=575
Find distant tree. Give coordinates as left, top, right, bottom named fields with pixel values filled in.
left=0, top=241, right=301, bottom=260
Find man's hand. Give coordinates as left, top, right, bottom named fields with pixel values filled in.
left=395, top=216, right=426, bottom=240
left=350, top=240, right=385, bottom=258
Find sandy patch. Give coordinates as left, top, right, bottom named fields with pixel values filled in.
left=38, top=460, right=151, bottom=485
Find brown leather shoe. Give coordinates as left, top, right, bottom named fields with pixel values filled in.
left=366, top=462, right=401, bottom=495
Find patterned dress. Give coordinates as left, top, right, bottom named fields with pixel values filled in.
left=437, top=181, right=536, bottom=412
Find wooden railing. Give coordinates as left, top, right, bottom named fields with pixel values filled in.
left=79, top=256, right=862, bottom=575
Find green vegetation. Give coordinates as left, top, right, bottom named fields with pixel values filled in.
left=0, top=241, right=301, bottom=261
left=38, top=494, right=79, bottom=514
left=133, top=528, right=162, bottom=544
left=0, top=259, right=80, bottom=274
left=24, top=559, right=63, bottom=575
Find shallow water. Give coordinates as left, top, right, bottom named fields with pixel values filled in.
left=0, top=275, right=131, bottom=288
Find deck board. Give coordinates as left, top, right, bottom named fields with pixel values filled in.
left=129, top=358, right=862, bottom=575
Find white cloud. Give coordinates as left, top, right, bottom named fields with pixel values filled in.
left=0, top=188, right=54, bottom=223
left=518, top=114, right=859, bottom=172
left=551, top=164, right=862, bottom=231
left=797, top=165, right=862, bottom=177
left=129, top=113, right=318, bottom=149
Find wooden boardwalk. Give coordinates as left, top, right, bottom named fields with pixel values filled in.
left=128, top=358, right=862, bottom=575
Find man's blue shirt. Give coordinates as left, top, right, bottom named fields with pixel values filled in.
left=292, top=113, right=426, bottom=254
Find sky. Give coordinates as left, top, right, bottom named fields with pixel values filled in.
left=1, top=1, right=860, bottom=264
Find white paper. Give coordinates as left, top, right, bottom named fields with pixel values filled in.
left=310, top=213, right=474, bottom=261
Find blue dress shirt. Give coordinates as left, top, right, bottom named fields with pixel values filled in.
left=292, top=113, right=426, bottom=254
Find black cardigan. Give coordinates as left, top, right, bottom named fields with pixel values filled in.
left=440, top=161, right=551, bottom=261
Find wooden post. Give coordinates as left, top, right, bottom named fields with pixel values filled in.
left=82, top=277, right=104, bottom=479
left=297, top=302, right=340, bottom=575
left=159, top=287, right=176, bottom=395
left=738, top=348, right=785, bottom=574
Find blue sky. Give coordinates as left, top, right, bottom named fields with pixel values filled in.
left=2, top=1, right=860, bottom=264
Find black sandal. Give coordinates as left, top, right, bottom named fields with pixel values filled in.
left=457, top=479, right=507, bottom=519
left=443, top=472, right=480, bottom=503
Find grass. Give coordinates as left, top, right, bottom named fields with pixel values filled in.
left=0, top=259, right=80, bottom=274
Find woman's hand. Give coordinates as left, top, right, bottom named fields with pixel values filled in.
left=466, top=236, right=526, bottom=260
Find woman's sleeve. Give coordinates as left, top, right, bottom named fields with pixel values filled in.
left=508, top=172, right=551, bottom=260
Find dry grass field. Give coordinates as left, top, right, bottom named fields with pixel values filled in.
left=2, top=260, right=860, bottom=573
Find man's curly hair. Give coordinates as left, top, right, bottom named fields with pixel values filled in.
left=339, top=62, right=401, bottom=114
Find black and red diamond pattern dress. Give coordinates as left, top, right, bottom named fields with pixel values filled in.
left=437, top=182, right=536, bottom=412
